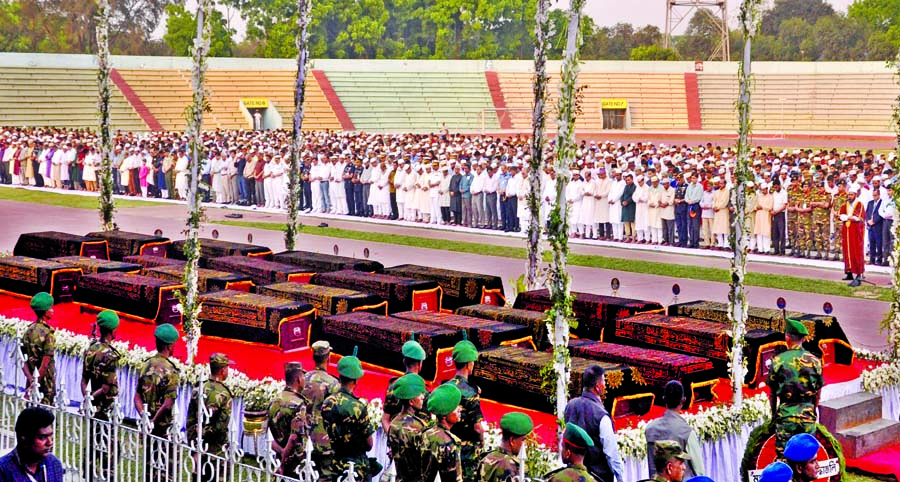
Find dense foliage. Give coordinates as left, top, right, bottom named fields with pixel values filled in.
left=1, top=0, right=898, bottom=60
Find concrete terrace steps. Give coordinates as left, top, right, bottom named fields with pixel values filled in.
left=820, top=392, right=900, bottom=459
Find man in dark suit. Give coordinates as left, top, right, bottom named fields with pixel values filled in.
left=866, top=188, right=884, bottom=265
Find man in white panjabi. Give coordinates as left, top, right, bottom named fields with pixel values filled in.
left=566, top=171, right=584, bottom=237
left=755, top=182, right=774, bottom=254
left=402, top=163, right=418, bottom=221
left=594, top=168, right=611, bottom=239
left=660, top=179, right=676, bottom=245
left=578, top=170, right=598, bottom=239
left=428, top=160, right=443, bottom=225
left=394, top=161, right=407, bottom=220
left=647, top=176, right=663, bottom=244
left=634, top=175, right=650, bottom=243
left=608, top=169, right=625, bottom=241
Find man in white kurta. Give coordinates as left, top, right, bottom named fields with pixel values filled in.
left=428, top=161, right=443, bottom=224
left=594, top=169, right=611, bottom=239
left=402, top=164, right=418, bottom=221
left=566, top=172, right=584, bottom=237
left=647, top=176, right=663, bottom=244
left=633, top=175, right=650, bottom=243
left=608, top=170, right=625, bottom=240
left=394, top=163, right=407, bottom=220
left=660, top=179, right=676, bottom=245
left=578, top=170, right=597, bottom=239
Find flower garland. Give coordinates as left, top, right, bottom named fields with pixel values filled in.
left=727, top=0, right=764, bottom=405
left=524, top=0, right=551, bottom=291
left=284, top=0, right=313, bottom=251
left=179, top=0, right=212, bottom=364
left=545, top=0, right=584, bottom=447
left=884, top=54, right=900, bottom=359
left=855, top=347, right=894, bottom=363
left=861, top=361, right=900, bottom=392
left=95, top=0, right=115, bottom=232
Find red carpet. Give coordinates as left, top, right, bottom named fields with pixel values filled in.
left=0, top=293, right=871, bottom=444
left=846, top=443, right=900, bottom=480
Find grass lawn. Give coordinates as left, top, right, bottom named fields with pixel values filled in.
left=0, top=187, right=160, bottom=209
left=215, top=220, right=892, bottom=302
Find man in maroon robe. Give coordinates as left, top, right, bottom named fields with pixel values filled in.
left=840, top=188, right=866, bottom=287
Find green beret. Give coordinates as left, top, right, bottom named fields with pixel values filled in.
left=452, top=340, right=478, bottom=363
left=154, top=323, right=179, bottom=344
left=209, top=353, right=234, bottom=369
left=97, top=310, right=120, bottom=330
left=500, top=412, right=533, bottom=437
left=402, top=337, right=426, bottom=361
left=785, top=318, right=808, bottom=337
left=653, top=440, right=691, bottom=465
left=392, top=373, right=427, bottom=400
left=427, top=384, right=461, bottom=416
left=337, top=348, right=364, bottom=380
left=30, top=292, right=53, bottom=312
left=563, top=422, right=594, bottom=449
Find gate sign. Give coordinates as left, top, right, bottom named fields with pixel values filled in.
left=242, top=98, right=269, bottom=109
left=748, top=459, right=839, bottom=482
left=601, top=98, right=628, bottom=110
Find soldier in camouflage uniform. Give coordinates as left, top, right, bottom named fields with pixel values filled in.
left=303, top=340, right=339, bottom=478
left=544, top=423, right=597, bottom=482
left=786, top=177, right=803, bottom=256
left=478, top=412, right=532, bottom=482
left=767, top=319, right=823, bottom=457
left=82, top=310, right=122, bottom=482
left=441, top=340, right=484, bottom=482
left=387, top=373, right=429, bottom=482
left=135, top=323, right=180, bottom=437
left=831, top=181, right=848, bottom=262
left=321, top=349, right=377, bottom=482
left=22, top=292, right=56, bottom=405
left=383, top=337, right=428, bottom=431
left=796, top=181, right=814, bottom=258
left=269, top=361, right=311, bottom=478
left=810, top=181, right=831, bottom=259
left=186, top=353, right=234, bottom=482
left=422, top=383, right=463, bottom=482
left=648, top=440, right=692, bottom=482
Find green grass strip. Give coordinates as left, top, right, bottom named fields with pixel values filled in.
left=0, top=188, right=160, bottom=209
left=217, top=219, right=891, bottom=302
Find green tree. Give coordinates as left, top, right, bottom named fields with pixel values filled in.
left=801, top=14, right=869, bottom=60
left=629, top=44, right=679, bottom=60
left=164, top=3, right=236, bottom=57
left=848, top=0, right=900, bottom=30
left=676, top=8, right=727, bottom=60
left=760, top=0, right=834, bottom=36
left=775, top=17, right=813, bottom=60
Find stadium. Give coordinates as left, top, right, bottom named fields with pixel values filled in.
left=1, top=1, right=900, bottom=482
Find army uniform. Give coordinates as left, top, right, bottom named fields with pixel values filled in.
left=831, top=190, right=847, bottom=260
left=268, top=387, right=311, bottom=477
left=385, top=338, right=430, bottom=421
left=810, top=187, right=830, bottom=258
left=442, top=340, right=484, bottom=482
left=137, top=326, right=180, bottom=438
left=322, top=353, right=377, bottom=482
left=187, top=378, right=233, bottom=455
left=787, top=183, right=803, bottom=255
left=386, top=373, right=430, bottom=482
left=23, top=319, right=56, bottom=405
left=479, top=412, right=533, bottom=482
left=303, top=342, right=340, bottom=478
left=767, top=319, right=823, bottom=457
left=544, top=423, right=597, bottom=482
left=797, top=187, right=814, bottom=257
left=82, top=339, right=121, bottom=420
left=422, top=384, right=463, bottom=482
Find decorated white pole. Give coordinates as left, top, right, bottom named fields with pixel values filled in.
left=525, top=0, right=551, bottom=290
left=285, top=0, right=313, bottom=250
left=888, top=54, right=900, bottom=359
left=96, top=0, right=115, bottom=231
left=728, top=0, right=763, bottom=405
left=181, top=0, right=211, bottom=365
left=547, top=0, right=584, bottom=447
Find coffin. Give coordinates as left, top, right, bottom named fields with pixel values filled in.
left=391, top=311, right=533, bottom=350
left=123, top=256, right=187, bottom=271
left=170, top=238, right=273, bottom=267
left=312, top=270, right=441, bottom=313
left=514, top=289, right=664, bottom=340
left=473, top=346, right=655, bottom=417
left=198, top=290, right=315, bottom=350
left=273, top=250, right=384, bottom=273
left=615, top=313, right=787, bottom=385
left=14, top=231, right=109, bottom=260
left=75, top=272, right=183, bottom=325
left=207, top=256, right=316, bottom=286
left=49, top=256, right=141, bottom=275
left=84, top=231, right=170, bottom=260
left=145, top=266, right=254, bottom=293
left=256, top=283, right=387, bottom=317
left=320, top=312, right=460, bottom=383
left=0, top=256, right=81, bottom=303
left=567, top=339, right=718, bottom=407
left=383, top=264, right=504, bottom=310
left=668, top=300, right=853, bottom=365
left=455, top=304, right=550, bottom=349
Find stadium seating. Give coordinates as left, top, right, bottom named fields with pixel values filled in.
left=495, top=72, right=690, bottom=131
left=698, top=73, right=897, bottom=132
left=325, top=71, right=499, bottom=131
left=0, top=67, right=147, bottom=131
left=115, top=69, right=194, bottom=131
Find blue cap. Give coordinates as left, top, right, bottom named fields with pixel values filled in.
left=686, top=477, right=715, bottom=482
left=784, top=433, right=820, bottom=462
left=760, top=462, right=792, bottom=482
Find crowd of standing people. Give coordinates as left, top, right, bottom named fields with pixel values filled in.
left=0, top=127, right=895, bottom=273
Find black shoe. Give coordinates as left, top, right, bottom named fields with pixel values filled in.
left=843, top=273, right=853, bottom=281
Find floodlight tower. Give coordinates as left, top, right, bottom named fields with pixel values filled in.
left=664, top=0, right=730, bottom=61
